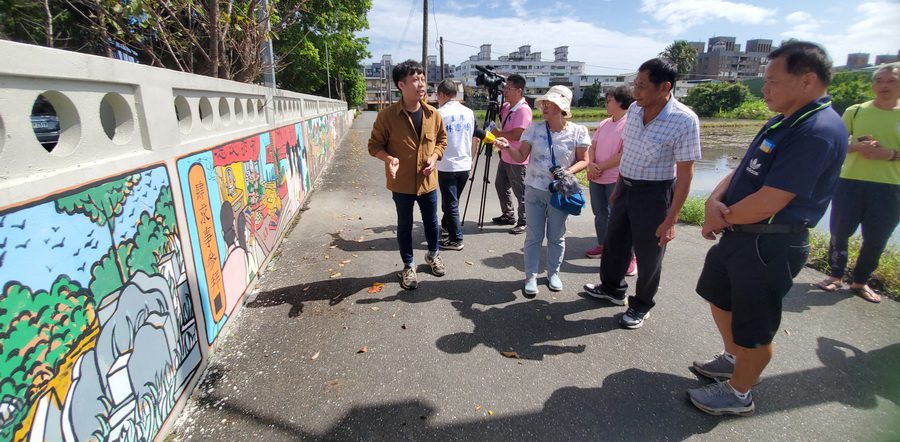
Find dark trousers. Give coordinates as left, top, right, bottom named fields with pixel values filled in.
left=438, top=170, right=469, bottom=242
left=392, top=190, right=440, bottom=266
left=600, top=177, right=674, bottom=313
left=495, top=161, right=527, bottom=225
left=827, top=178, right=900, bottom=284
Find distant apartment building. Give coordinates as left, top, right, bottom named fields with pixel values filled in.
left=425, top=55, right=453, bottom=83
left=689, top=37, right=772, bottom=81
left=360, top=55, right=395, bottom=110
left=453, top=44, right=585, bottom=92
left=847, top=53, right=871, bottom=68
left=874, top=51, right=900, bottom=65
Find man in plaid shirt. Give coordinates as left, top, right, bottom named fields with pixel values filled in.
left=584, top=58, right=701, bottom=329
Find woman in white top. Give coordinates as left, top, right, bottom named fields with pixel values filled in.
left=494, top=85, right=591, bottom=297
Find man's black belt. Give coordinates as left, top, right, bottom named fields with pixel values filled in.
left=727, top=223, right=808, bottom=234
left=620, top=177, right=675, bottom=187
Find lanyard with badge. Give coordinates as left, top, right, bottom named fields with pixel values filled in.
left=502, top=98, right=526, bottom=130
left=759, top=100, right=832, bottom=153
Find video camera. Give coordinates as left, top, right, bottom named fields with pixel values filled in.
left=474, top=65, right=506, bottom=93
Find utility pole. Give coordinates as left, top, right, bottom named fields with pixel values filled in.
left=326, top=43, right=332, bottom=98
left=259, top=0, right=276, bottom=87
left=422, top=0, right=428, bottom=85
left=440, top=36, right=445, bottom=80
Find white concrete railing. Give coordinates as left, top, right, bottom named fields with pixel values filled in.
left=0, top=40, right=350, bottom=442
left=0, top=39, right=346, bottom=202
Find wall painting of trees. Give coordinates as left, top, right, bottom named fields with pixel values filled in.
left=0, top=166, right=201, bottom=441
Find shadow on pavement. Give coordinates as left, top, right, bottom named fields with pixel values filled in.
left=356, top=278, right=521, bottom=307
left=435, top=298, right=620, bottom=360
left=188, top=337, right=899, bottom=440
left=246, top=272, right=396, bottom=317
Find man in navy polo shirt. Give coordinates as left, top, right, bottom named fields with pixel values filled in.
left=687, top=41, right=847, bottom=416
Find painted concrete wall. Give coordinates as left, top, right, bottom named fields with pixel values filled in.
left=0, top=40, right=351, bottom=441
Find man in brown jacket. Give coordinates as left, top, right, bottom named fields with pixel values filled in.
left=368, top=60, right=448, bottom=290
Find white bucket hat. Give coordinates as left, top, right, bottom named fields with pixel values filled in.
left=536, top=85, right=573, bottom=118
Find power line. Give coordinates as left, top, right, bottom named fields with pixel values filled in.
left=394, top=0, right=418, bottom=56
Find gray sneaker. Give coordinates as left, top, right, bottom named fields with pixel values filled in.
left=688, top=381, right=754, bottom=416
left=619, top=307, right=648, bottom=329
left=399, top=266, right=418, bottom=290
left=693, top=352, right=735, bottom=380
left=425, top=254, right=446, bottom=276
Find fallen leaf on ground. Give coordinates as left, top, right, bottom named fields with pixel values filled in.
left=357, top=346, right=368, bottom=354
left=784, top=329, right=791, bottom=335
left=500, top=351, right=520, bottom=359
left=357, top=236, right=365, bottom=242
left=370, top=306, right=380, bottom=311
left=401, top=324, right=407, bottom=329
left=330, top=272, right=341, bottom=279
left=303, top=286, right=310, bottom=292
left=465, top=261, right=474, bottom=266
left=324, top=255, right=330, bottom=260
left=367, top=282, right=385, bottom=294
left=329, top=245, right=337, bottom=249
left=474, top=405, right=482, bottom=412
left=311, top=352, right=320, bottom=360
left=487, top=410, right=493, bottom=416
left=340, top=259, right=352, bottom=265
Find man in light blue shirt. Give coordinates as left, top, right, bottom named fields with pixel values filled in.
left=584, top=58, right=701, bottom=329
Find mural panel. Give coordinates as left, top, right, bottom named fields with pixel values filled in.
left=176, top=123, right=307, bottom=344
left=0, top=166, right=201, bottom=441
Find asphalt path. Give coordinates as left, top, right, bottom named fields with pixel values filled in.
left=170, top=111, right=900, bottom=441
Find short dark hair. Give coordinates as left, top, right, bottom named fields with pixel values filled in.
left=606, top=85, right=635, bottom=109
left=437, top=79, right=458, bottom=96
left=392, top=60, right=425, bottom=87
left=638, top=58, right=678, bottom=90
left=768, top=41, right=832, bottom=86
left=507, top=74, right=526, bottom=90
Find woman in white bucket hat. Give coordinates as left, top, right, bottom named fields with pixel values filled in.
left=495, top=85, right=591, bottom=297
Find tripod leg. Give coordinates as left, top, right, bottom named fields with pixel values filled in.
left=461, top=143, right=485, bottom=226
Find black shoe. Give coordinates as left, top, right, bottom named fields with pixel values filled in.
left=492, top=215, right=516, bottom=225
left=439, top=239, right=464, bottom=251
left=509, top=223, right=527, bottom=234
left=583, top=283, right=627, bottom=305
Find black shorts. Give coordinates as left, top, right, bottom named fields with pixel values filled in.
left=695, top=230, right=810, bottom=348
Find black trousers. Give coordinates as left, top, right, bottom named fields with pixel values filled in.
left=600, top=177, right=674, bottom=313
left=827, top=178, right=900, bottom=284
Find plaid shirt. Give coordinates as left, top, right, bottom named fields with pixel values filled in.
left=619, top=96, right=701, bottom=181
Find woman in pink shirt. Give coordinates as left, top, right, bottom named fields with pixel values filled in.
left=585, top=86, right=637, bottom=275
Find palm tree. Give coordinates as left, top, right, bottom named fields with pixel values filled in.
left=660, top=41, right=698, bottom=79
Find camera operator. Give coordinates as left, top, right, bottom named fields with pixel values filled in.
left=491, top=74, right=533, bottom=234
left=494, top=85, right=590, bottom=297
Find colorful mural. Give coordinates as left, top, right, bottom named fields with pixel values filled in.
left=176, top=122, right=309, bottom=344
left=0, top=167, right=201, bottom=441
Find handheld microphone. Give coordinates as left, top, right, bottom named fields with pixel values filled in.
left=473, top=128, right=496, bottom=144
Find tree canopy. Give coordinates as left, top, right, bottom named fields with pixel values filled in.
left=683, top=82, right=751, bottom=117
left=660, top=40, right=697, bottom=79
left=829, top=71, right=874, bottom=115
left=0, top=0, right=372, bottom=106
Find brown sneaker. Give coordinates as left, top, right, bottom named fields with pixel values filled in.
left=425, top=254, right=446, bottom=276
left=399, top=266, right=418, bottom=290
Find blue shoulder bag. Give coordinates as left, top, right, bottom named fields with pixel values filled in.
left=545, top=123, right=586, bottom=216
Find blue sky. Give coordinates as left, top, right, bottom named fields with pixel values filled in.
left=359, top=0, right=900, bottom=74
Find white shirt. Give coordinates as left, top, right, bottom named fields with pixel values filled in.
left=520, top=121, right=591, bottom=190
left=436, top=100, right=476, bottom=172
left=619, top=96, right=702, bottom=181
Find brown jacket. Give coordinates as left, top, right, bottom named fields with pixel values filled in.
left=368, top=101, right=447, bottom=195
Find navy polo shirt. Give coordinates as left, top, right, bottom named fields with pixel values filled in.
left=724, top=96, right=848, bottom=226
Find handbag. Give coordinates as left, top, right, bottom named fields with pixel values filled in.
left=545, top=123, right=586, bottom=216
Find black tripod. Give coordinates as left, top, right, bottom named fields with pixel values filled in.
left=461, top=89, right=504, bottom=229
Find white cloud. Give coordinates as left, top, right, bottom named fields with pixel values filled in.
left=641, top=0, right=777, bottom=34
left=784, top=10, right=821, bottom=34
left=781, top=2, right=900, bottom=66
left=359, top=0, right=668, bottom=74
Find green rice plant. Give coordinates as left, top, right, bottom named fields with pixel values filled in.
left=679, top=196, right=706, bottom=226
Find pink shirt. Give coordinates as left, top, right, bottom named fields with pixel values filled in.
left=499, top=99, right=532, bottom=165
left=591, top=116, right=627, bottom=184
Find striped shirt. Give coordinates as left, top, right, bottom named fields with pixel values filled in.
left=619, top=96, right=701, bottom=181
